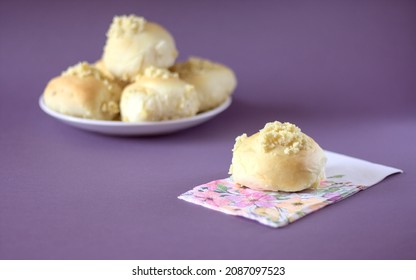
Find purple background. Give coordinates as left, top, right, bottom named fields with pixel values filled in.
left=1, top=0, right=415, bottom=259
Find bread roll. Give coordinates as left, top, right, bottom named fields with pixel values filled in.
left=120, top=67, right=199, bottom=122
left=43, top=62, right=122, bottom=120
left=171, top=57, right=237, bottom=112
left=103, top=15, right=178, bottom=82
left=229, top=121, right=326, bottom=192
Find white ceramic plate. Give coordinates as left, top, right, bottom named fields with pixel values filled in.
left=39, top=96, right=232, bottom=136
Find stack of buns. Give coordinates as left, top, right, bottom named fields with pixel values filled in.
left=43, top=14, right=237, bottom=121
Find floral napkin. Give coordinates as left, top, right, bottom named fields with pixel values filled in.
left=178, top=151, right=402, bottom=228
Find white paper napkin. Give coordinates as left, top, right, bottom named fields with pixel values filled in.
left=178, top=151, right=403, bottom=227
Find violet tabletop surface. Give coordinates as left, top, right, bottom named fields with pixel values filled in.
left=0, top=0, right=415, bottom=259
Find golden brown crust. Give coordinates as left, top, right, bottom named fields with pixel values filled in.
left=43, top=62, right=122, bottom=120
left=102, top=15, right=178, bottom=82
left=171, top=57, right=237, bottom=112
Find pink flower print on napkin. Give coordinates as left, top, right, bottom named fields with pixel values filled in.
left=193, top=190, right=229, bottom=207
left=323, top=192, right=343, bottom=203
left=228, top=188, right=277, bottom=208
left=178, top=173, right=383, bottom=228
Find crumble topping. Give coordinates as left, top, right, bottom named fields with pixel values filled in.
left=259, top=121, right=308, bottom=154
left=107, top=15, right=147, bottom=38
left=62, top=62, right=116, bottom=93
left=138, top=66, right=179, bottom=80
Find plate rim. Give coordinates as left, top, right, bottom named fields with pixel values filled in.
left=39, top=95, right=232, bottom=127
